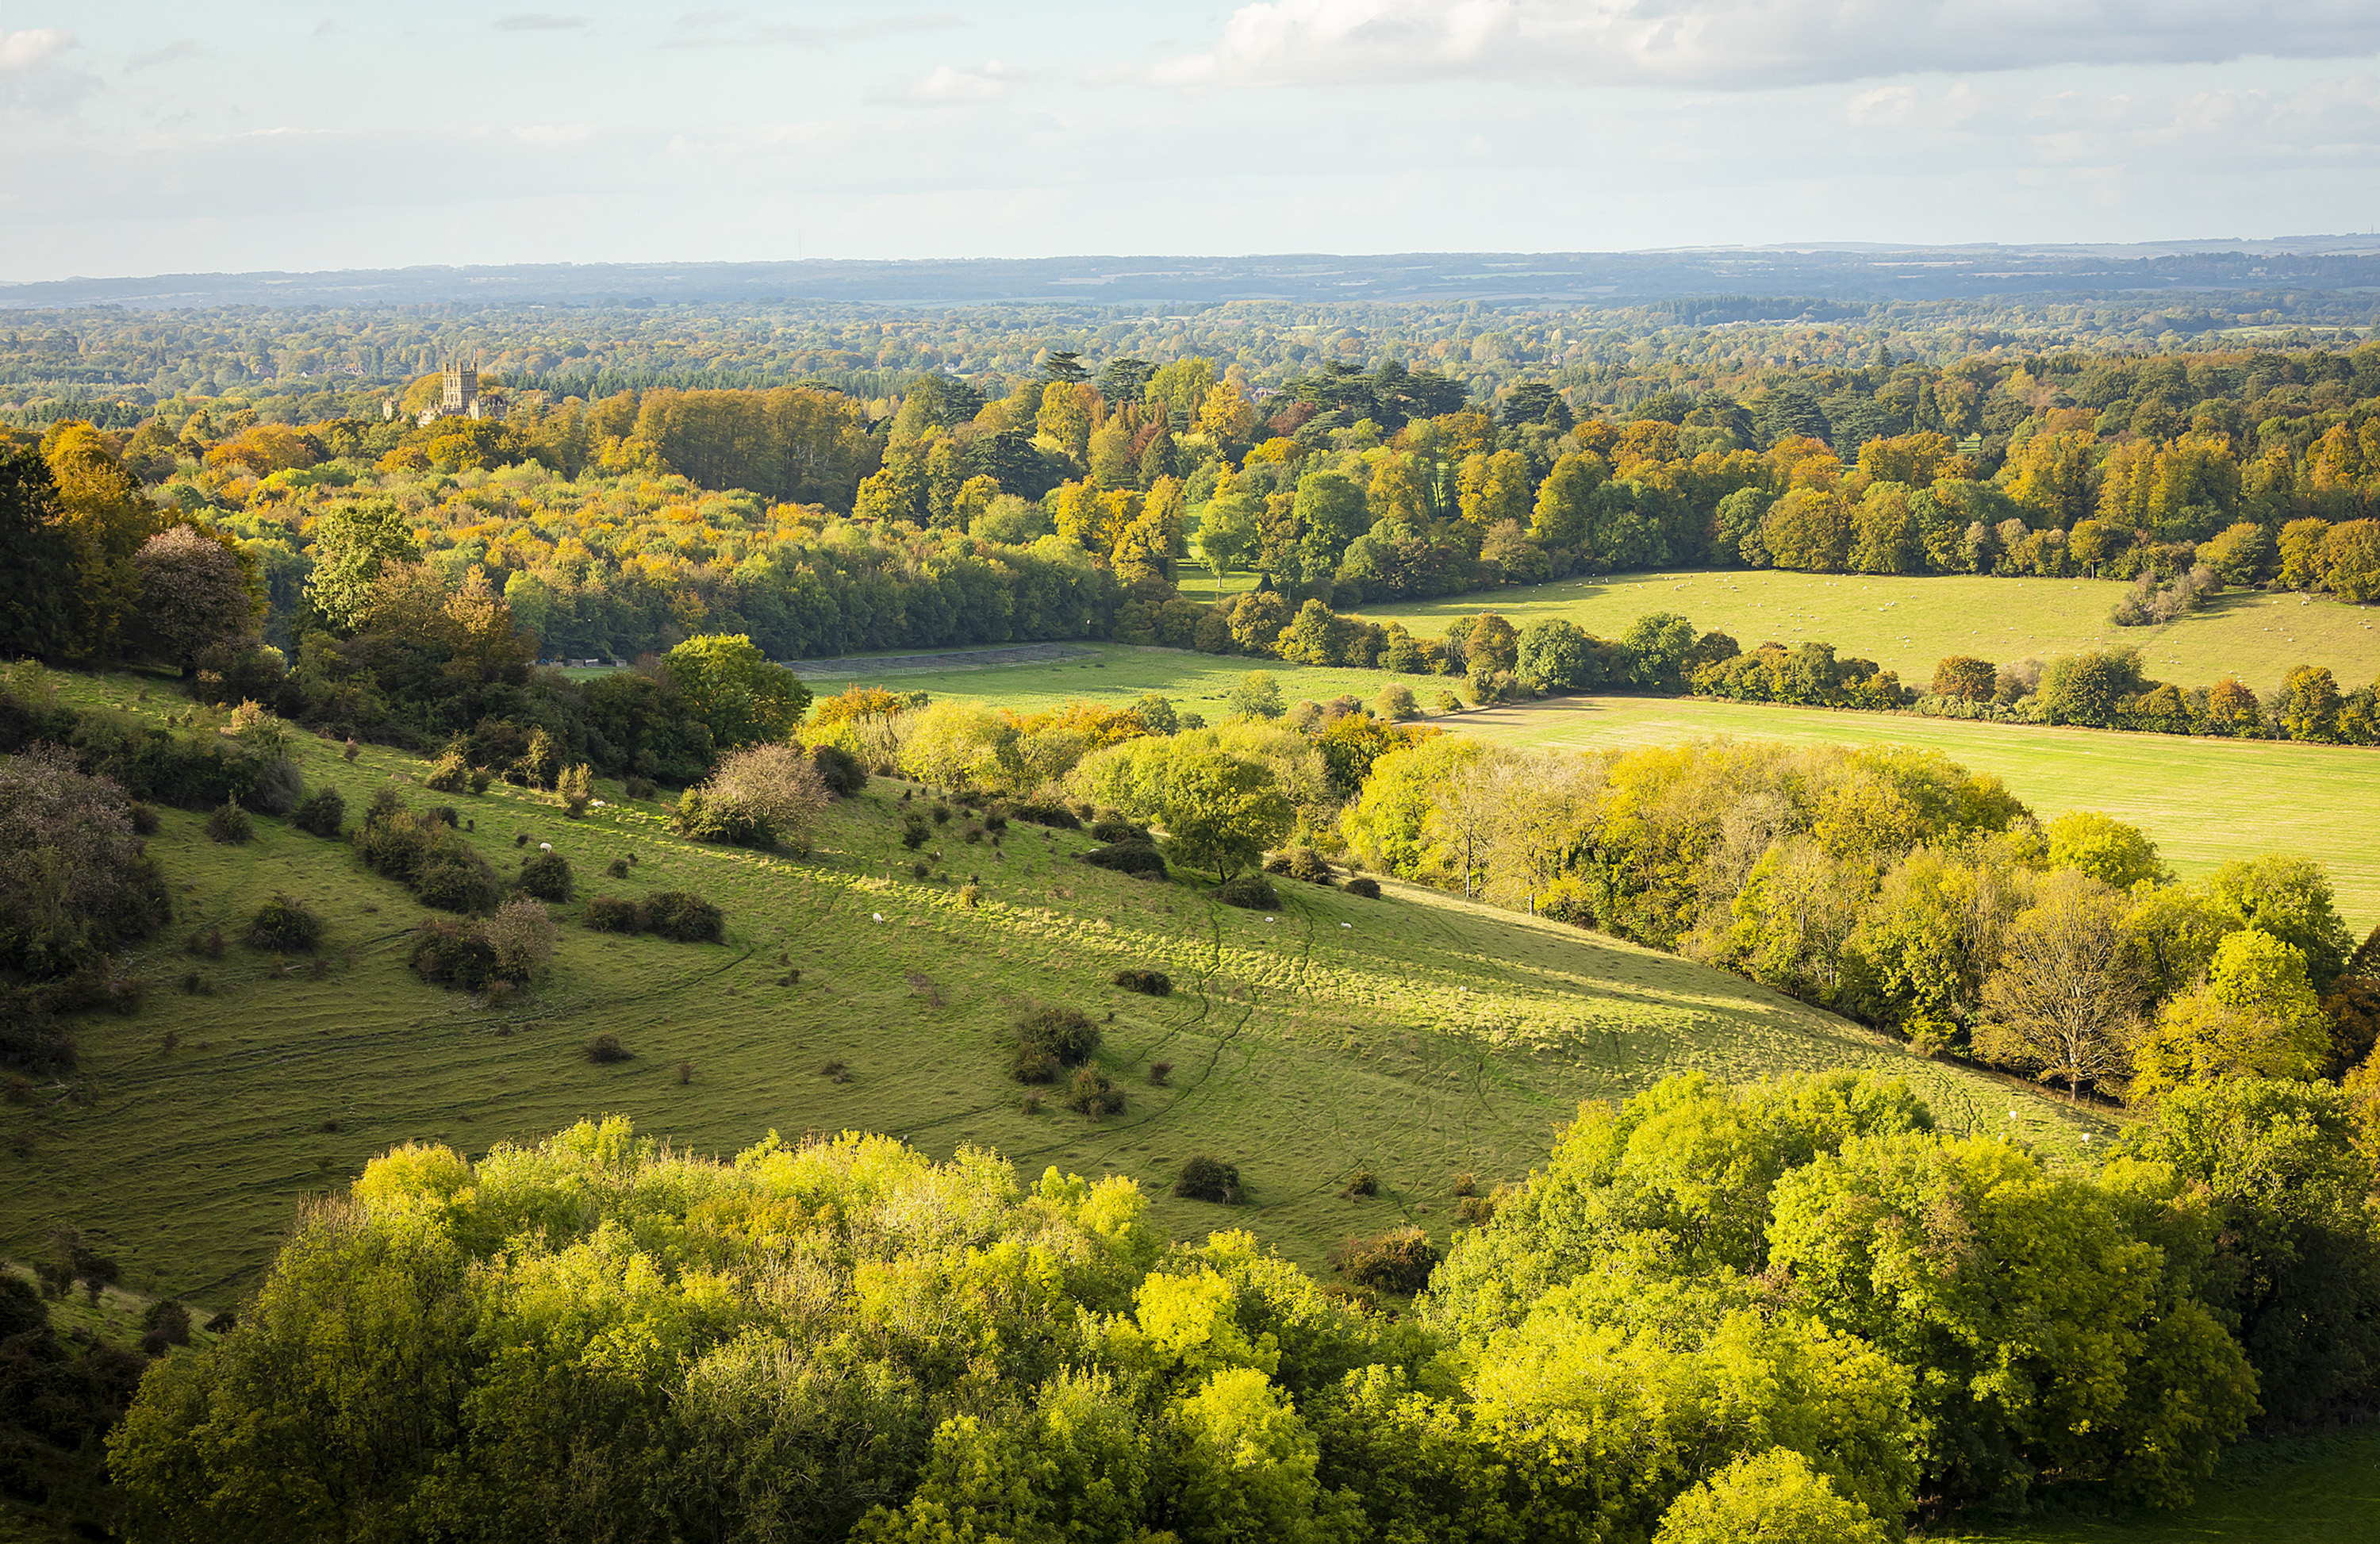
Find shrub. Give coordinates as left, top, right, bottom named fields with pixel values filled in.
left=1344, top=876, right=1382, bottom=900
left=1173, top=1154, right=1242, bottom=1204
left=642, top=891, right=724, bottom=943
left=585, top=1033, right=631, bottom=1065
left=1330, top=1227, right=1441, bottom=1294
left=583, top=895, right=640, bottom=933
left=291, top=787, right=345, bottom=837
left=415, top=856, right=501, bottom=915
left=129, top=801, right=160, bottom=835
left=1016, top=1006, right=1101, bottom=1066
left=811, top=742, right=867, bottom=797
left=1215, top=874, right=1280, bottom=910
left=1149, top=1061, right=1172, bottom=1086
left=1011, top=1045, right=1061, bottom=1084
left=931, top=804, right=951, bottom=825
left=1114, top=968, right=1173, bottom=996
left=1084, top=841, right=1168, bottom=878
left=423, top=747, right=469, bottom=793
left=518, top=850, right=574, bottom=901
left=623, top=775, right=657, bottom=801
left=557, top=763, right=593, bottom=818
left=1376, top=683, right=1418, bottom=720
left=409, top=920, right=499, bottom=992
left=1089, top=816, right=1148, bottom=844
left=186, top=927, right=224, bottom=959
left=671, top=787, right=774, bottom=848
left=820, top=1060, right=851, bottom=1083
left=204, top=800, right=253, bottom=845
left=676, top=1061, right=693, bottom=1085
left=247, top=895, right=324, bottom=954
left=605, top=857, right=630, bottom=879
left=1265, top=846, right=1335, bottom=885
left=1065, top=1066, right=1125, bottom=1117
left=1009, top=801, right=1081, bottom=830
left=1341, top=1167, right=1377, bottom=1199
left=482, top=897, right=555, bottom=982
left=958, top=881, right=982, bottom=908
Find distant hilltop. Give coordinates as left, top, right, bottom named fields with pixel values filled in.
left=9, top=239, right=2380, bottom=311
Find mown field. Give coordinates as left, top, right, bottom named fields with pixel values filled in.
left=833, top=642, right=2380, bottom=929
left=1353, top=568, right=2380, bottom=691
left=0, top=671, right=2106, bottom=1312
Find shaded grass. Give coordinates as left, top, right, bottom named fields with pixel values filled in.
left=1354, top=568, right=2380, bottom=693
left=1921, top=1428, right=2380, bottom=1542
left=1455, top=693, right=2380, bottom=930
left=0, top=670, right=2108, bottom=1305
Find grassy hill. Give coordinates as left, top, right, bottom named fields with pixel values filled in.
left=0, top=671, right=2106, bottom=1305
left=1354, top=569, right=2380, bottom=690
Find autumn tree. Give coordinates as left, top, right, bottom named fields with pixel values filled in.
left=132, top=526, right=258, bottom=673
left=1976, top=868, right=2143, bottom=1100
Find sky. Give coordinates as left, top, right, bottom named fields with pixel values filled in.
left=4, top=2, right=2380, bottom=281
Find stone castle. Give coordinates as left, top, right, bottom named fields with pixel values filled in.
left=383, top=357, right=505, bottom=427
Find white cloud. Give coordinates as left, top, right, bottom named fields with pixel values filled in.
left=1154, top=0, right=2380, bottom=91
left=125, top=39, right=201, bottom=74
left=0, top=26, right=94, bottom=110
left=907, top=60, right=1010, bottom=102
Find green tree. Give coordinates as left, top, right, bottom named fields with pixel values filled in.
left=2045, top=809, right=2168, bottom=891
left=0, top=447, right=75, bottom=659
left=664, top=633, right=812, bottom=751
left=1291, top=470, right=1368, bottom=589
left=1192, top=494, right=1260, bottom=601
left=305, top=499, right=422, bottom=633
left=1653, top=1448, right=1888, bottom=1544
left=2206, top=855, right=2355, bottom=990
left=1154, top=747, right=1293, bottom=882
left=1226, top=671, right=1284, bottom=720
left=2133, top=929, right=2331, bottom=1094
left=43, top=421, right=163, bottom=659
left=133, top=525, right=259, bottom=672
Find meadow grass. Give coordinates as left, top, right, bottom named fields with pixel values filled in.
left=1454, top=693, right=2380, bottom=929
left=1353, top=568, right=2380, bottom=693
left=0, top=670, right=2109, bottom=1306
left=1921, top=1428, right=2380, bottom=1542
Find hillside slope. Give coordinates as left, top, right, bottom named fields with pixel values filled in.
left=0, top=676, right=2104, bottom=1300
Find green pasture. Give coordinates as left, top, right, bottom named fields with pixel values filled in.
left=790, top=639, right=1415, bottom=713
left=1456, top=694, right=2380, bottom=930
left=0, top=672, right=2105, bottom=1305
left=1923, top=1428, right=2380, bottom=1542
left=1354, top=568, right=2380, bottom=692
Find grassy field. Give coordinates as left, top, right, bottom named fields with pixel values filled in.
left=1457, top=694, right=2380, bottom=929
left=0, top=670, right=2108, bottom=1309
left=1923, top=1429, right=2380, bottom=1542
left=797, top=640, right=2380, bottom=930
left=1354, top=569, right=2380, bottom=691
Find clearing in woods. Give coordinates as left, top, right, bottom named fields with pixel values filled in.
left=0, top=670, right=2104, bottom=1311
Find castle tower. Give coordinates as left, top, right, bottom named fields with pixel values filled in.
left=442, top=356, right=478, bottom=413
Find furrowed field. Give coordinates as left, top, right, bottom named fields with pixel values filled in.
left=0, top=671, right=2105, bottom=1310
left=821, top=639, right=2380, bottom=929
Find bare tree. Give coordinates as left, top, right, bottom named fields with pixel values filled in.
left=1977, top=868, right=2143, bottom=1101
left=1429, top=748, right=1508, bottom=900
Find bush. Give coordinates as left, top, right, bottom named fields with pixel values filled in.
left=678, top=745, right=830, bottom=852
left=422, top=747, right=469, bottom=793
left=247, top=895, right=324, bottom=954
left=1089, top=816, right=1149, bottom=844
left=1215, top=874, right=1280, bottom=911
left=623, top=775, right=657, bottom=801
left=1265, top=846, right=1335, bottom=885
left=204, top=800, right=253, bottom=845
left=1330, top=1226, right=1441, bottom=1294
left=129, top=801, right=160, bottom=835
left=1341, top=1166, right=1377, bottom=1199
left=1344, top=876, right=1381, bottom=900
left=517, top=850, right=573, bottom=901
left=811, top=742, right=867, bottom=797
left=642, top=891, right=724, bottom=943
left=415, top=856, right=501, bottom=915
left=1065, top=1066, right=1125, bottom=1117
left=1113, top=968, right=1173, bottom=996
left=482, top=897, right=555, bottom=982
left=244, top=756, right=305, bottom=816
left=605, top=857, right=630, bottom=879
left=1011, top=1045, right=1061, bottom=1084
left=1084, top=841, right=1168, bottom=878
left=585, top=1033, right=631, bottom=1064
left=1009, top=801, right=1081, bottom=830
left=900, top=810, right=931, bottom=850
left=1015, top=1006, right=1102, bottom=1067
left=1173, top=1154, right=1242, bottom=1204
left=672, top=787, right=774, bottom=848
left=583, top=895, right=641, bottom=933
left=409, top=920, right=499, bottom=992
left=291, top=787, right=345, bottom=837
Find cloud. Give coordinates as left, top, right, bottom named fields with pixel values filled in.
left=905, top=60, right=1011, bottom=103
left=664, top=10, right=962, bottom=49
left=125, top=40, right=202, bottom=74
left=1, top=27, right=95, bottom=110
left=1153, top=0, right=2380, bottom=91
left=495, top=13, right=590, bottom=31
